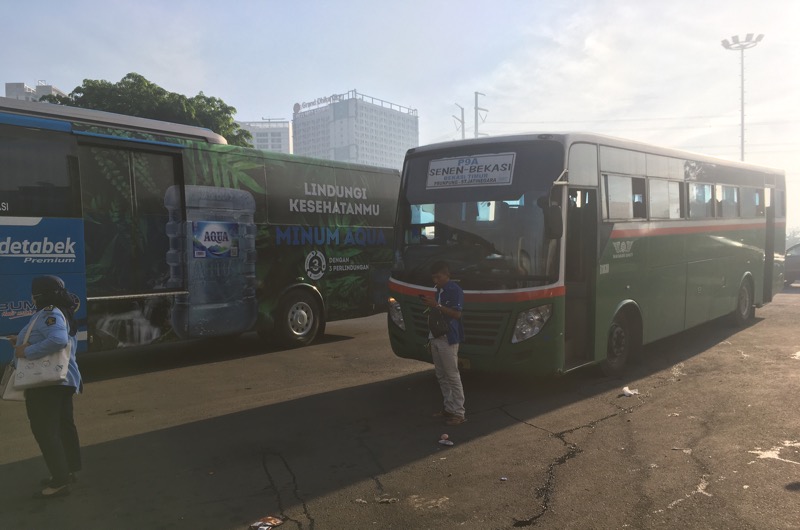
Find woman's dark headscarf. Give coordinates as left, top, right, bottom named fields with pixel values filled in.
left=32, top=275, right=77, bottom=337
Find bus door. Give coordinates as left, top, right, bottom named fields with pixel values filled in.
left=564, top=187, right=598, bottom=369
left=763, top=188, right=775, bottom=303
left=77, top=143, right=187, bottom=350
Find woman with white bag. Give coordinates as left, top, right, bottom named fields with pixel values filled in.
left=10, top=275, right=82, bottom=498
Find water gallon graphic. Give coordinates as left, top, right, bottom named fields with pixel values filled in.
left=164, top=185, right=257, bottom=338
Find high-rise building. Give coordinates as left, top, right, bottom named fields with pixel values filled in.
left=237, top=119, right=292, bottom=154
left=5, top=81, right=67, bottom=102
left=292, top=89, right=418, bottom=170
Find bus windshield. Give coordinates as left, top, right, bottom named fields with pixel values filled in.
left=395, top=140, right=565, bottom=289
left=400, top=197, right=558, bottom=288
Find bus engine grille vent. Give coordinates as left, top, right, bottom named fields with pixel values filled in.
left=409, top=305, right=509, bottom=349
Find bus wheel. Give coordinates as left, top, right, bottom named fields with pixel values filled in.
left=731, top=279, right=754, bottom=326
left=278, top=290, right=322, bottom=347
left=601, top=312, right=634, bottom=377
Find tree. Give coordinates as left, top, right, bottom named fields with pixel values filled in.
left=40, top=73, right=252, bottom=147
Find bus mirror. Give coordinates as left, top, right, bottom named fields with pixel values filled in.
left=545, top=205, right=563, bottom=239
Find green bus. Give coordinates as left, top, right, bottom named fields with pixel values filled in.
left=387, top=133, right=786, bottom=375
left=0, top=97, right=399, bottom=364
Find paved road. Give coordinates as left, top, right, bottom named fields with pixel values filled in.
left=2, top=286, right=800, bottom=529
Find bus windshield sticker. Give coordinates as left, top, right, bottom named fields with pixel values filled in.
left=426, top=153, right=516, bottom=189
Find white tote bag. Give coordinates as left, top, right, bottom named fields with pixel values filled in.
left=1, top=363, right=25, bottom=401
left=12, top=310, right=70, bottom=390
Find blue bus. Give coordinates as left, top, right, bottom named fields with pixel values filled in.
left=0, top=98, right=400, bottom=363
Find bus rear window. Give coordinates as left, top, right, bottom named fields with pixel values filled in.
left=0, top=125, right=81, bottom=218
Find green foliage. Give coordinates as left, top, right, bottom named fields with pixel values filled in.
left=183, top=145, right=267, bottom=195
left=323, top=274, right=367, bottom=315
left=40, top=73, right=252, bottom=147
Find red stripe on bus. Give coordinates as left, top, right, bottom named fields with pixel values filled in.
left=463, top=287, right=565, bottom=303
left=611, top=221, right=768, bottom=239
left=389, top=281, right=425, bottom=297
left=389, top=279, right=565, bottom=302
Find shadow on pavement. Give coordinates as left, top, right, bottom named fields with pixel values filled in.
left=77, top=332, right=353, bottom=383
left=785, top=482, right=800, bottom=492
left=0, top=315, right=756, bottom=529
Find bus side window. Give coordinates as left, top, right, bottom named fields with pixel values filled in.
left=716, top=185, right=739, bottom=218
left=689, top=183, right=714, bottom=219
left=775, top=188, right=786, bottom=218
left=0, top=125, right=81, bottom=218
left=605, top=175, right=631, bottom=219
left=632, top=177, right=646, bottom=219
left=79, top=145, right=181, bottom=296
left=755, top=189, right=765, bottom=217
left=740, top=188, right=759, bottom=217
left=632, top=198, right=646, bottom=218
left=604, top=174, right=646, bottom=220
left=649, top=179, right=683, bottom=219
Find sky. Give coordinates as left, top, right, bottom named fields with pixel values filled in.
left=3, top=0, right=799, bottom=230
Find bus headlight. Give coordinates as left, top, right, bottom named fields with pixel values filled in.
left=388, top=297, right=406, bottom=330
left=511, top=305, right=552, bottom=343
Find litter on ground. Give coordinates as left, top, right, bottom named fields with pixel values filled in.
left=248, top=515, right=283, bottom=529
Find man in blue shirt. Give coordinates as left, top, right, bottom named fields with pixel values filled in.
left=421, top=261, right=466, bottom=425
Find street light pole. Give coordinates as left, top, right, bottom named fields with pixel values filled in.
left=721, top=33, right=764, bottom=161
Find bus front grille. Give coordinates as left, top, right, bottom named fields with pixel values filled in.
left=408, top=304, right=509, bottom=351
left=462, top=312, right=509, bottom=347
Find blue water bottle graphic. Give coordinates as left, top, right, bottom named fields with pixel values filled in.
left=164, top=185, right=257, bottom=338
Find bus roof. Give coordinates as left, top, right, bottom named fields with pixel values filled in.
left=217, top=143, right=401, bottom=176
left=405, top=132, right=784, bottom=176
left=0, top=96, right=228, bottom=145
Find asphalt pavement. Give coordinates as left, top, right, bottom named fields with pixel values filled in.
left=2, top=285, right=800, bottom=529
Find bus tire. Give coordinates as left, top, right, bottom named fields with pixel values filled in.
left=731, top=279, right=754, bottom=327
left=277, top=290, right=322, bottom=347
left=601, top=311, right=636, bottom=377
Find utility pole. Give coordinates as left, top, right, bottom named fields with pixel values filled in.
left=452, top=103, right=465, bottom=139
left=474, top=92, right=487, bottom=138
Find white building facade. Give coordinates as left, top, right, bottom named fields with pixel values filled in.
left=292, top=90, right=418, bottom=170
left=237, top=119, right=292, bottom=154
left=5, top=82, right=67, bottom=101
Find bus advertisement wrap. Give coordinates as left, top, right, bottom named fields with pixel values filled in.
left=0, top=98, right=400, bottom=357
left=0, top=218, right=87, bottom=363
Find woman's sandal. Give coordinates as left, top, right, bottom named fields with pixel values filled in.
left=36, top=482, right=71, bottom=498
